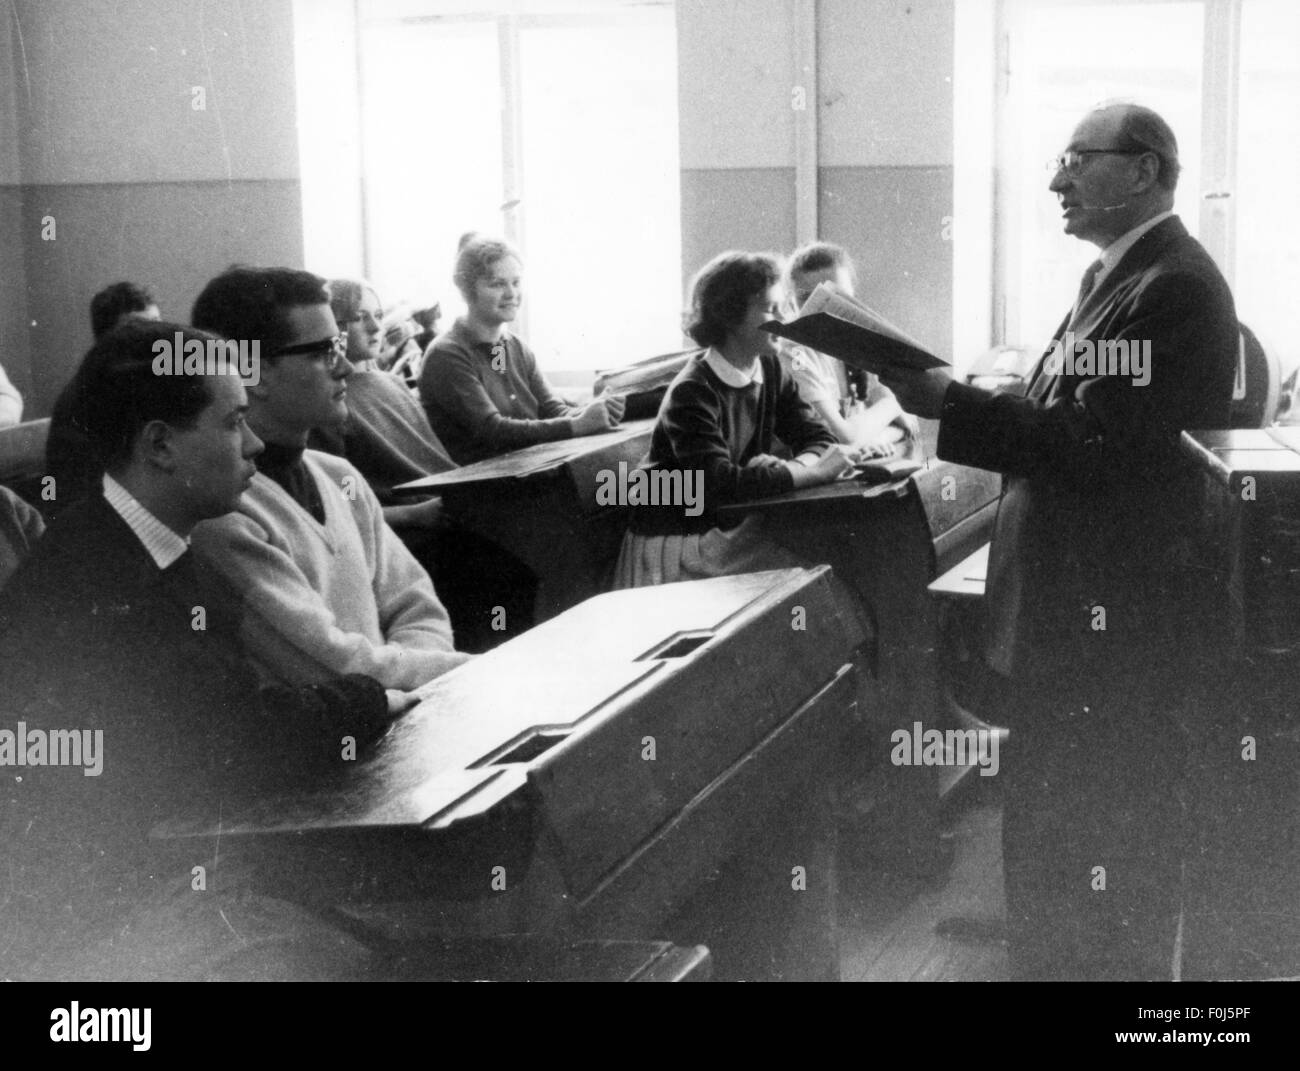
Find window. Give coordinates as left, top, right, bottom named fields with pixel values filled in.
left=295, top=0, right=682, bottom=378
left=989, top=0, right=1299, bottom=377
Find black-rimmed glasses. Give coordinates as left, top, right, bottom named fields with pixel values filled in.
left=271, top=334, right=348, bottom=368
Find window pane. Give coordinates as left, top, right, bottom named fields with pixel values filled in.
left=519, top=12, right=682, bottom=371
left=1236, top=0, right=1300, bottom=374
left=359, top=20, right=504, bottom=312
left=1010, top=2, right=1203, bottom=349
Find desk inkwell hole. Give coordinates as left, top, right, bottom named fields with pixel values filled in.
left=635, top=630, right=714, bottom=661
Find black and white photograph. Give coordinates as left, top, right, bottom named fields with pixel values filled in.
left=0, top=0, right=1296, bottom=1040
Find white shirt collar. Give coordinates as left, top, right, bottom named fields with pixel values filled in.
left=1096, top=209, right=1176, bottom=284
left=102, top=472, right=190, bottom=569
left=704, top=347, right=764, bottom=388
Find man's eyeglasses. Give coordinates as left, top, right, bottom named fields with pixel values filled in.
left=1047, top=148, right=1148, bottom=177
left=271, top=334, right=348, bottom=368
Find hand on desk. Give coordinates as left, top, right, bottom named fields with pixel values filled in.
left=385, top=689, right=421, bottom=717
left=789, top=444, right=857, bottom=489
left=571, top=392, right=625, bottom=436
left=853, top=438, right=897, bottom=461
left=877, top=367, right=953, bottom=420
left=601, top=391, right=627, bottom=424
left=383, top=496, right=446, bottom=531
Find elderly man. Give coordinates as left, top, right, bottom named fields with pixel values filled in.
left=881, top=103, right=1238, bottom=980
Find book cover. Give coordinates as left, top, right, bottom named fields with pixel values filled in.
left=762, top=282, right=948, bottom=374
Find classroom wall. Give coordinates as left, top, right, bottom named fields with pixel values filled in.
left=677, top=0, right=955, bottom=359
left=1, top=0, right=960, bottom=415
left=1, top=0, right=305, bottom=419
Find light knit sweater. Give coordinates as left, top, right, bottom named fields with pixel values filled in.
left=191, top=450, right=471, bottom=690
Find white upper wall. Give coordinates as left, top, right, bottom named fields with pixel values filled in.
left=820, top=0, right=953, bottom=167
left=677, top=0, right=954, bottom=172
left=11, top=0, right=300, bottom=185
left=677, top=0, right=798, bottom=169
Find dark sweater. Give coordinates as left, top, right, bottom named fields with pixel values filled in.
left=628, top=350, right=835, bottom=535
left=419, top=319, right=574, bottom=464
left=0, top=495, right=389, bottom=977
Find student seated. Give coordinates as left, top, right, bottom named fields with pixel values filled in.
left=419, top=235, right=625, bottom=464
left=783, top=242, right=918, bottom=455
left=189, top=266, right=472, bottom=691
left=0, top=322, right=407, bottom=980
left=314, top=277, right=536, bottom=652
left=45, top=282, right=165, bottom=517
left=89, top=280, right=162, bottom=339
left=314, top=278, right=458, bottom=520
left=613, top=251, right=856, bottom=588
left=0, top=484, right=43, bottom=590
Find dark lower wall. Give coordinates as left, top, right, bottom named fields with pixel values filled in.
left=20, top=179, right=302, bottom=417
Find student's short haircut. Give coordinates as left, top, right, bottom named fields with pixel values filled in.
left=684, top=251, right=781, bottom=349
left=786, top=241, right=857, bottom=293
left=453, top=236, right=522, bottom=301
left=327, top=278, right=379, bottom=328
left=90, top=282, right=155, bottom=340
left=191, top=266, right=330, bottom=355
left=68, top=321, right=220, bottom=472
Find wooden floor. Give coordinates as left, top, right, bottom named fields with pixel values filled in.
left=838, top=784, right=1009, bottom=982
left=836, top=707, right=1300, bottom=983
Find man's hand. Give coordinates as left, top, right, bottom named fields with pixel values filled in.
left=877, top=367, right=953, bottom=420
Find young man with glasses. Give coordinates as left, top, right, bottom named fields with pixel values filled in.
left=190, top=266, right=472, bottom=692
left=877, top=103, right=1238, bottom=981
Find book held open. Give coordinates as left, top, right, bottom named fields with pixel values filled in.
left=762, top=282, right=948, bottom=374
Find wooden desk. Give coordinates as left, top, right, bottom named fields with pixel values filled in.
left=156, top=567, right=867, bottom=980
left=1181, top=428, right=1300, bottom=656
left=393, top=420, right=654, bottom=622
left=718, top=458, right=1001, bottom=873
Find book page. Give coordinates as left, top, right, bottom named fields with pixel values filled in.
left=798, top=282, right=929, bottom=351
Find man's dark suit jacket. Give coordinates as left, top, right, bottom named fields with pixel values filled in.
left=938, top=215, right=1238, bottom=683
left=0, top=494, right=387, bottom=976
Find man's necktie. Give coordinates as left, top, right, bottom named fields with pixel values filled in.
left=1071, top=259, right=1104, bottom=324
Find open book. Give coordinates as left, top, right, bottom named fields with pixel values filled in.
left=762, top=282, right=948, bottom=374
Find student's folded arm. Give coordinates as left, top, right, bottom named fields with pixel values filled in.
left=523, top=352, right=575, bottom=421
left=773, top=370, right=838, bottom=456
left=661, top=382, right=795, bottom=505
left=191, top=514, right=465, bottom=691
left=938, top=272, right=1234, bottom=490
left=437, top=347, right=574, bottom=452
left=353, top=479, right=473, bottom=670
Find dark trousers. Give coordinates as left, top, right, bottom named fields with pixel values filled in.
left=394, top=522, right=538, bottom=653
left=997, top=664, right=1194, bottom=981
